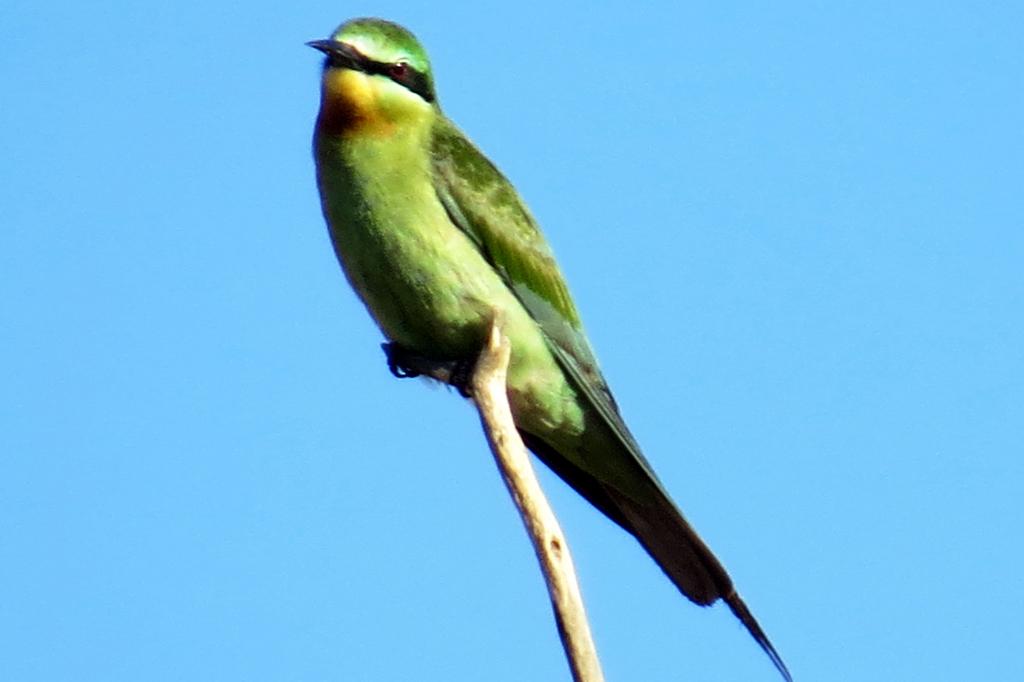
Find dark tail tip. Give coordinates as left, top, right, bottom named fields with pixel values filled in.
left=724, top=591, right=792, bottom=682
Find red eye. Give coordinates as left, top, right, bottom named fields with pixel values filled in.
left=389, top=61, right=409, bottom=79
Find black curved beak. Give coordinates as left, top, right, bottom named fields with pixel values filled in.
left=306, top=39, right=364, bottom=70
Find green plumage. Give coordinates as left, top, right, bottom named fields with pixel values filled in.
left=311, top=18, right=790, bottom=681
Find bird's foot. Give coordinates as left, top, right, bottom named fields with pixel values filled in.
left=383, top=342, right=423, bottom=379
left=381, top=343, right=476, bottom=398
left=447, top=357, right=476, bottom=399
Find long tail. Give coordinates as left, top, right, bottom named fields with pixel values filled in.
left=522, top=432, right=792, bottom=682
left=609, top=487, right=792, bottom=682
left=725, top=589, right=793, bottom=682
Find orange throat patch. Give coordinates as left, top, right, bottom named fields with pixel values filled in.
left=316, top=68, right=395, bottom=137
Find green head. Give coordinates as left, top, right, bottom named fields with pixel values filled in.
left=309, top=18, right=437, bottom=135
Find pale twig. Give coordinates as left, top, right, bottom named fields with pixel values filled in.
left=470, top=316, right=606, bottom=682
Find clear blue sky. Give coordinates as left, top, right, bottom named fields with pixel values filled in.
left=2, top=2, right=1021, bottom=681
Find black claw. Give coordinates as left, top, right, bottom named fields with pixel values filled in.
left=380, top=342, right=476, bottom=396
left=382, top=342, right=421, bottom=378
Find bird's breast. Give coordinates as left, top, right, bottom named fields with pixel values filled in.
left=316, top=68, right=395, bottom=137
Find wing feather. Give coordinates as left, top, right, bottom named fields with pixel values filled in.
left=429, top=116, right=654, bottom=472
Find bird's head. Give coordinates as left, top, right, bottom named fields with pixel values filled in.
left=309, top=18, right=436, bottom=136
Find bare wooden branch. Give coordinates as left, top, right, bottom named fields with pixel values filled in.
left=470, top=316, right=606, bottom=682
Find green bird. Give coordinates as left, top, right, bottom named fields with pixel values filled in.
left=310, top=17, right=790, bottom=681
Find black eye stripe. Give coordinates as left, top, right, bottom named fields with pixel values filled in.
left=365, top=60, right=434, bottom=103
left=326, top=47, right=434, bottom=103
